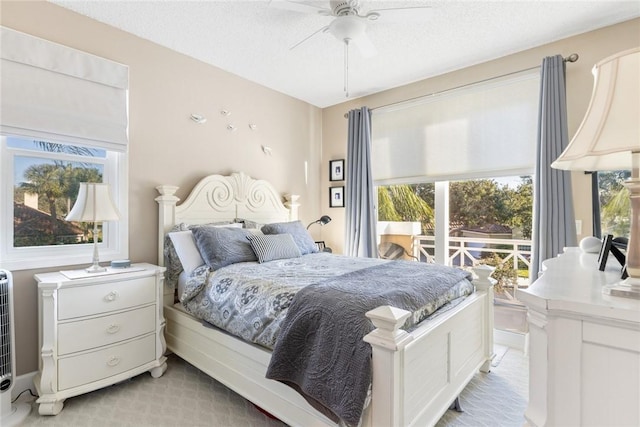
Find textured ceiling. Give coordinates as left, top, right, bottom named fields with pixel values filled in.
left=50, top=0, right=640, bottom=108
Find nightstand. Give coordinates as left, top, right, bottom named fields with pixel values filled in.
left=34, top=263, right=167, bottom=415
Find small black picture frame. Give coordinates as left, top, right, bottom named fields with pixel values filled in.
left=330, top=159, right=345, bottom=182
left=329, top=186, right=345, bottom=208
left=598, top=234, right=613, bottom=271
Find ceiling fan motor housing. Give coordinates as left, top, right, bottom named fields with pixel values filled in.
left=331, top=0, right=360, bottom=16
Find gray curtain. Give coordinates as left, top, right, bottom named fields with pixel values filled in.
left=531, top=55, right=577, bottom=280
left=345, top=107, right=377, bottom=258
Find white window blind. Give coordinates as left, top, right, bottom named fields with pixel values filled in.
left=371, top=71, right=540, bottom=185
left=0, top=26, right=129, bottom=151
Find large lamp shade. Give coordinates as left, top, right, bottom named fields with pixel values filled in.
left=552, top=47, right=639, bottom=171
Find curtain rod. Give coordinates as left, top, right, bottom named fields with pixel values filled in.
left=343, top=53, right=579, bottom=118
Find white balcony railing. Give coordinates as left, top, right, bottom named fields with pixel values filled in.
left=412, top=235, right=532, bottom=299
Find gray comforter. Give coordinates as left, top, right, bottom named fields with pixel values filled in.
left=265, top=260, right=473, bottom=426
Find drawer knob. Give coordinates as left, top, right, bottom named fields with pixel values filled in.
left=106, top=324, right=121, bottom=334
left=104, top=291, right=119, bottom=302
left=107, top=356, right=121, bottom=367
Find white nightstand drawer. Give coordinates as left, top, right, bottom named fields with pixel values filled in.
left=58, top=334, right=155, bottom=391
left=58, top=276, right=156, bottom=320
left=58, top=305, right=156, bottom=355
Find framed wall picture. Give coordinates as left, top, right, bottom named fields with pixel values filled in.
left=329, top=186, right=345, bottom=208
left=329, top=159, right=345, bottom=181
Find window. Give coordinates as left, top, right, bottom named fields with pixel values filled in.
left=372, top=70, right=539, bottom=271
left=0, top=27, right=129, bottom=270
left=377, top=176, right=532, bottom=265
left=598, top=170, right=631, bottom=238
left=0, top=135, right=127, bottom=270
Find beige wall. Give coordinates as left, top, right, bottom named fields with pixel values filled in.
left=321, top=18, right=640, bottom=254
left=1, top=0, right=323, bottom=375
left=2, top=0, right=639, bottom=376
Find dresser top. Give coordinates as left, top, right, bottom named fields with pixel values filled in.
left=519, top=248, right=640, bottom=323
left=35, top=263, right=164, bottom=287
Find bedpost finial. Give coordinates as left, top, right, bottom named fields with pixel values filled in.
left=156, top=185, right=179, bottom=197
left=471, top=264, right=497, bottom=291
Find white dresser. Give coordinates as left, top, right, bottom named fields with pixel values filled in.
left=34, top=263, right=167, bottom=415
left=519, top=248, right=640, bottom=426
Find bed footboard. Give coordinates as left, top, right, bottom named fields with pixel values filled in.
left=363, top=265, right=495, bottom=427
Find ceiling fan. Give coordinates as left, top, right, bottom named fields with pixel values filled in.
left=270, top=0, right=432, bottom=97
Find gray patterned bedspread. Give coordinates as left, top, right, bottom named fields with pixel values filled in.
left=180, top=252, right=384, bottom=349
left=180, top=252, right=473, bottom=425
left=265, top=260, right=473, bottom=426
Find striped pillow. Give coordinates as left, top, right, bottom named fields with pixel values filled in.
left=248, top=233, right=302, bottom=263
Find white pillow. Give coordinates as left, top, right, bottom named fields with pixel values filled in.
left=168, top=231, right=205, bottom=275
left=169, top=223, right=243, bottom=274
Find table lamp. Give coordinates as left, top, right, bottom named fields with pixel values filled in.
left=307, top=215, right=332, bottom=252
left=66, top=183, right=121, bottom=273
left=551, top=47, right=639, bottom=298
left=307, top=215, right=332, bottom=229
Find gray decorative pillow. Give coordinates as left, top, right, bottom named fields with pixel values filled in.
left=248, top=233, right=302, bottom=263
left=261, top=220, right=318, bottom=255
left=191, top=226, right=257, bottom=270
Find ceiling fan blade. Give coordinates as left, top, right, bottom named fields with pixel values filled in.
left=269, top=0, right=332, bottom=16
left=352, top=33, right=377, bottom=58
left=290, top=25, right=330, bottom=50
left=365, top=6, right=433, bottom=23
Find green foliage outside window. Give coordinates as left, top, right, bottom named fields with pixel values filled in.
left=378, top=177, right=533, bottom=239
left=12, top=140, right=103, bottom=247
left=599, top=171, right=631, bottom=237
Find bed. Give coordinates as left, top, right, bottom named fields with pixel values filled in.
left=155, top=172, right=495, bottom=427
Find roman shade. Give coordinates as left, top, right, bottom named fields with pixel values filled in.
left=0, top=26, right=129, bottom=151
left=371, top=71, right=540, bottom=185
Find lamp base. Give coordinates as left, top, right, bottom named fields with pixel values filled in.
left=85, top=263, right=107, bottom=274
left=603, top=276, right=640, bottom=299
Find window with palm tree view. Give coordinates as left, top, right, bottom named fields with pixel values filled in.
left=10, top=137, right=106, bottom=247
left=378, top=175, right=533, bottom=303
left=598, top=170, right=631, bottom=238
left=2, top=135, right=126, bottom=271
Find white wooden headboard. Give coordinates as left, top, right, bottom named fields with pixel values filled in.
left=155, top=172, right=299, bottom=266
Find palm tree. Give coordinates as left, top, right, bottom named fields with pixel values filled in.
left=20, top=164, right=65, bottom=241
left=378, top=185, right=434, bottom=234
left=602, top=186, right=631, bottom=236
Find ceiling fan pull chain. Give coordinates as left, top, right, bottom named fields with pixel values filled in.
left=344, top=38, right=350, bottom=98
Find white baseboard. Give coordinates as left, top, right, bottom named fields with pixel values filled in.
left=494, top=328, right=529, bottom=354
left=12, top=371, right=37, bottom=402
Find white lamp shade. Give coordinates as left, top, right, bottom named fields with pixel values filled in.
left=551, top=47, right=640, bottom=171
left=66, top=183, right=120, bottom=222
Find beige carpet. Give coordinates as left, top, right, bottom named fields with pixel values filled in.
left=19, top=347, right=528, bottom=427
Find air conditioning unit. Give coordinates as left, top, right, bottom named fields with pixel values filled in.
left=0, top=269, right=31, bottom=426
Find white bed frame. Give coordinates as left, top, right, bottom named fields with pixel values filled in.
left=156, top=172, right=495, bottom=427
